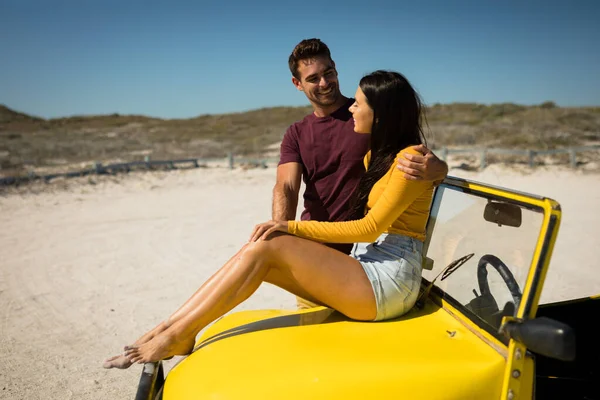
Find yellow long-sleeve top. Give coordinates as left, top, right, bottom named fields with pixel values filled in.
left=288, top=147, right=434, bottom=243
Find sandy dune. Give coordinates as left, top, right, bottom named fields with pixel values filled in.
left=0, top=164, right=598, bottom=399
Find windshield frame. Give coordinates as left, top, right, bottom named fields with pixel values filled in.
left=421, top=176, right=562, bottom=343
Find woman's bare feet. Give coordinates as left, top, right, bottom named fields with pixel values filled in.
left=123, top=332, right=196, bottom=364
left=103, top=321, right=169, bottom=369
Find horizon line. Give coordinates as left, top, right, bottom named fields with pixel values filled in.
left=2, top=100, right=600, bottom=121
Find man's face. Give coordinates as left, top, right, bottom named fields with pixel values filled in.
left=292, top=55, right=341, bottom=108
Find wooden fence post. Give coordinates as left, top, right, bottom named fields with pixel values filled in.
left=569, top=148, right=577, bottom=168
left=440, top=147, right=448, bottom=161
left=528, top=150, right=535, bottom=168
left=480, top=148, right=487, bottom=169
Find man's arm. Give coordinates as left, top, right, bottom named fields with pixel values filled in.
left=397, top=144, right=448, bottom=185
left=272, top=162, right=303, bottom=221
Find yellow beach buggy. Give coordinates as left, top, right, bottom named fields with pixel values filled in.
left=135, top=176, right=598, bottom=400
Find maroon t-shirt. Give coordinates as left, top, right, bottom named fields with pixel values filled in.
left=278, top=98, right=371, bottom=254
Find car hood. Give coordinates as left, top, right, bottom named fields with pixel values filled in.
left=164, top=302, right=506, bottom=400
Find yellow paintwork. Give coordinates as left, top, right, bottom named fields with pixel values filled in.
left=443, top=177, right=562, bottom=400
left=165, top=300, right=506, bottom=400
left=161, top=177, right=564, bottom=400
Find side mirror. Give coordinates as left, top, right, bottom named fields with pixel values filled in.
left=484, top=201, right=522, bottom=227
left=500, top=317, right=576, bottom=361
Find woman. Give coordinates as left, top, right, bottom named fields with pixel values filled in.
left=104, top=70, right=434, bottom=369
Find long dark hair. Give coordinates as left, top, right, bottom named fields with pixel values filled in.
left=347, top=70, right=427, bottom=219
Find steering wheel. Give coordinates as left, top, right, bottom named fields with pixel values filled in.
left=477, top=254, right=522, bottom=309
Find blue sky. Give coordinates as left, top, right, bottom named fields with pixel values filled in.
left=1, top=0, right=599, bottom=119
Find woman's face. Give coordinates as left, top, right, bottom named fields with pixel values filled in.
left=349, top=87, right=374, bottom=134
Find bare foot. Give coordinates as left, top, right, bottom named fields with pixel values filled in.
left=103, top=321, right=169, bottom=369
left=124, top=332, right=195, bottom=364
left=102, top=354, right=133, bottom=369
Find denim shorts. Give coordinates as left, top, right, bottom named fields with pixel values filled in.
left=351, top=233, right=424, bottom=321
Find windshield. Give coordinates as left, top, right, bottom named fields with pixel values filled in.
left=421, top=184, right=545, bottom=336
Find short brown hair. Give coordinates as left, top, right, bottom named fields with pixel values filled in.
left=288, top=38, right=333, bottom=79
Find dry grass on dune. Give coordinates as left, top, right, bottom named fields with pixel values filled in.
left=1, top=102, right=599, bottom=178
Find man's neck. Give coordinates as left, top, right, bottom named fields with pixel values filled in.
left=312, top=96, right=349, bottom=118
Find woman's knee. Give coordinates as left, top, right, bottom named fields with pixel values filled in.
left=246, top=233, right=288, bottom=256
left=242, top=239, right=275, bottom=264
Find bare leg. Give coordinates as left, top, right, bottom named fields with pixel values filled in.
left=163, top=245, right=252, bottom=325
left=102, top=322, right=169, bottom=368
left=103, top=245, right=251, bottom=369
left=124, top=234, right=375, bottom=365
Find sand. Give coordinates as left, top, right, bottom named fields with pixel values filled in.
left=0, top=163, right=598, bottom=399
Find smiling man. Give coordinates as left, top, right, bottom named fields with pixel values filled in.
left=273, top=38, right=448, bottom=309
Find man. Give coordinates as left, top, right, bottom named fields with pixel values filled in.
left=273, top=38, right=448, bottom=309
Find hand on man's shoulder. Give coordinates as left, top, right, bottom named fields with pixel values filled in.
left=397, top=144, right=448, bottom=183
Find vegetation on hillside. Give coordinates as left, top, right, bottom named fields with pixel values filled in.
left=1, top=102, right=598, bottom=176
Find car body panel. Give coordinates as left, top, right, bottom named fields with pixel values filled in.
left=165, top=301, right=506, bottom=399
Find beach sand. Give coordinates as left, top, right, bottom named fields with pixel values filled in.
left=0, top=164, right=598, bottom=399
